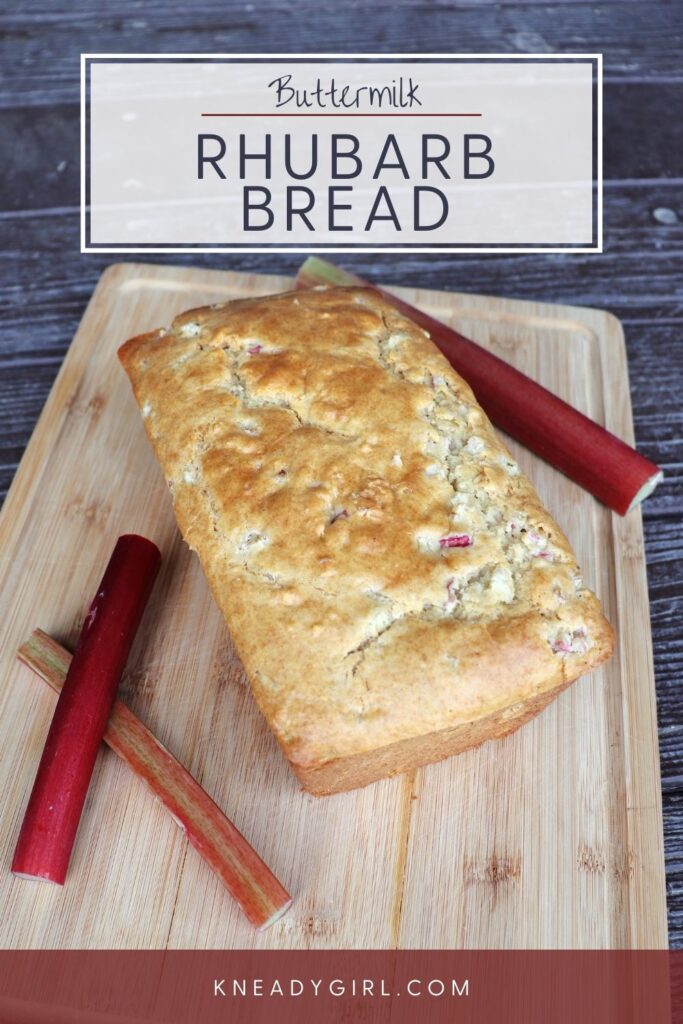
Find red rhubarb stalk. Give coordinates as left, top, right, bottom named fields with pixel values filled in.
left=12, top=535, right=161, bottom=885
left=17, top=629, right=292, bottom=931
left=296, top=257, right=663, bottom=516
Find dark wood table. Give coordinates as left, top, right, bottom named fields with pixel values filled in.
left=1, top=1, right=681, bottom=945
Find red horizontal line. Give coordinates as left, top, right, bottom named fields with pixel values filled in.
left=200, top=112, right=482, bottom=117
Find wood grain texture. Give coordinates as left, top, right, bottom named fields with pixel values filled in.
left=0, top=263, right=667, bottom=949
left=1, top=1, right=682, bottom=111
left=0, top=0, right=680, bottom=947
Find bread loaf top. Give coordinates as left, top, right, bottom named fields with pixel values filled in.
left=119, top=286, right=614, bottom=769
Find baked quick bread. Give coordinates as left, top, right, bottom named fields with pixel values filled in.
left=119, top=286, right=614, bottom=795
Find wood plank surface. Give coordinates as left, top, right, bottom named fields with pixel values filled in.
left=0, top=263, right=667, bottom=949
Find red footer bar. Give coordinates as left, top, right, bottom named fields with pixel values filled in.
left=0, top=951, right=680, bottom=1024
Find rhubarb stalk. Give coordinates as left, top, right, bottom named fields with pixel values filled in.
left=16, top=629, right=292, bottom=931
left=296, top=256, right=663, bottom=516
left=12, top=535, right=161, bottom=885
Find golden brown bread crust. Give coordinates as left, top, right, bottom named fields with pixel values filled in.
left=118, top=286, right=614, bottom=795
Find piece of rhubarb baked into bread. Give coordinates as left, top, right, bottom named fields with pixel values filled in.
left=118, top=286, right=614, bottom=795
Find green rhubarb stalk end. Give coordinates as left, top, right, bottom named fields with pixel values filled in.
left=296, top=256, right=361, bottom=289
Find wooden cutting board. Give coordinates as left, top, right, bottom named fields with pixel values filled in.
left=0, top=263, right=667, bottom=950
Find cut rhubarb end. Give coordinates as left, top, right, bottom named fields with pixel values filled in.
left=296, top=256, right=362, bottom=290
left=626, top=469, right=664, bottom=514
left=257, top=897, right=294, bottom=933
left=11, top=871, right=62, bottom=884
left=295, top=257, right=664, bottom=518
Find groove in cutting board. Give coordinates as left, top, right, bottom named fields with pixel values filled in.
left=0, top=263, right=667, bottom=949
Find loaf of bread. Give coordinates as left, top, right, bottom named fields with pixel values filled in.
left=119, top=286, right=614, bottom=795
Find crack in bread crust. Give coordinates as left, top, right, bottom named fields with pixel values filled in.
left=226, top=339, right=359, bottom=441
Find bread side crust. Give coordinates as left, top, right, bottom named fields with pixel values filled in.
left=292, top=671, right=577, bottom=796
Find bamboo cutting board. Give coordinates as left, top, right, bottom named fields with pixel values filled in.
left=0, top=263, right=667, bottom=949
